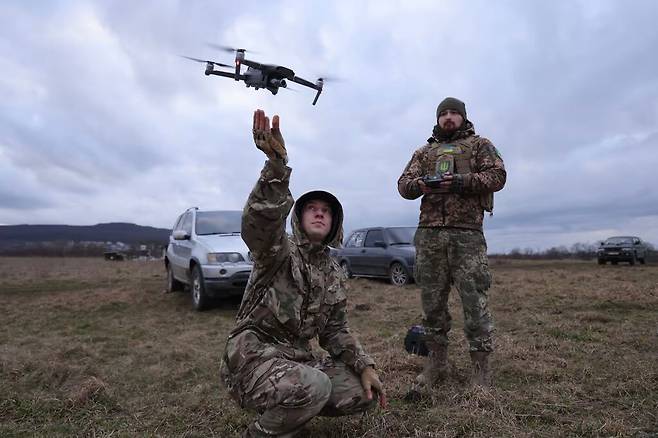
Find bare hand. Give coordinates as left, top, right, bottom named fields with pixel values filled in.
left=361, top=367, right=387, bottom=409
left=252, top=109, right=287, bottom=162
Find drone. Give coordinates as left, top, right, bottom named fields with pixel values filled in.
left=182, top=45, right=328, bottom=105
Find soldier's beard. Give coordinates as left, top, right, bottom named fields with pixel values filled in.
left=440, top=121, right=458, bottom=132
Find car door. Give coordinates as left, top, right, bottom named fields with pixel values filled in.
left=342, top=231, right=367, bottom=275
left=634, top=238, right=646, bottom=259
left=361, top=229, right=389, bottom=276
left=171, top=212, right=194, bottom=279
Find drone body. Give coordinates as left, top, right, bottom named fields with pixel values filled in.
left=184, top=47, right=325, bottom=105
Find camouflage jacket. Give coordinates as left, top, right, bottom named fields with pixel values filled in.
left=222, top=159, right=374, bottom=391
left=397, top=123, right=506, bottom=230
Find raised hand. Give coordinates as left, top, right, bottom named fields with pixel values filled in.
left=253, top=109, right=288, bottom=162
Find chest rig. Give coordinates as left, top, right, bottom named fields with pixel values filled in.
left=426, top=140, right=494, bottom=213
left=427, top=141, right=473, bottom=176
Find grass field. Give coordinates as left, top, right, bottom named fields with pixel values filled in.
left=1, top=257, right=656, bottom=437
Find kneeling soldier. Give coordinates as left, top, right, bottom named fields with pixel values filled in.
left=221, top=109, right=387, bottom=437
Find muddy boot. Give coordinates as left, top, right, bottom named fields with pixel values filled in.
left=470, top=351, right=491, bottom=388
left=405, top=343, right=448, bottom=402
left=416, top=342, right=448, bottom=386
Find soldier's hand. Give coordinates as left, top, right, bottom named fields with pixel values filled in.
left=418, top=177, right=448, bottom=194
left=437, top=172, right=454, bottom=190
left=253, top=109, right=288, bottom=163
left=361, top=366, right=387, bottom=409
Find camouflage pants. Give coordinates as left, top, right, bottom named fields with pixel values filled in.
left=223, top=356, right=377, bottom=437
left=414, top=227, right=494, bottom=352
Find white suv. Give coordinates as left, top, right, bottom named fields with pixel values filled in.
left=164, top=208, right=252, bottom=310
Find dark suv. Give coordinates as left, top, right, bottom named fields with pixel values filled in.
left=597, top=236, right=648, bottom=265
left=333, top=226, right=416, bottom=286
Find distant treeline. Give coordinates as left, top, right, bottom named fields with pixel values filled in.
left=492, top=242, right=658, bottom=262
left=0, top=222, right=170, bottom=257
left=0, top=241, right=165, bottom=258
left=0, top=223, right=170, bottom=245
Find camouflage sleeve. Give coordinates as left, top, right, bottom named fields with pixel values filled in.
left=397, top=149, right=424, bottom=200
left=319, top=279, right=375, bottom=374
left=241, top=159, right=294, bottom=265
left=463, top=139, right=506, bottom=194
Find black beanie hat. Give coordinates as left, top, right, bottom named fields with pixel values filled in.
left=436, top=97, right=467, bottom=120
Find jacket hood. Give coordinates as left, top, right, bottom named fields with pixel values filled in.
left=291, top=190, right=344, bottom=250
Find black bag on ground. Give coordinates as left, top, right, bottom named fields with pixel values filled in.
left=404, top=325, right=429, bottom=356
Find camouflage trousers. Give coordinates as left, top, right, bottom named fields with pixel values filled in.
left=221, top=355, right=377, bottom=437
left=414, top=227, right=494, bottom=352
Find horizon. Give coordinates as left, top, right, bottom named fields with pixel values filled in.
left=2, top=222, right=656, bottom=253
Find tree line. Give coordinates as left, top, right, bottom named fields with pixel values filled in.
left=493, top=241, right=657, bottom=261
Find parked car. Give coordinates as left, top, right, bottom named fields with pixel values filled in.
left=597, top=236, right=648, bottom=265
left=333, top=226, right=416, bottom=286
left=164, top=208, right=252, bottom=310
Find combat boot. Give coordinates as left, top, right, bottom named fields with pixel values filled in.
left=415, top=342, right=449, bottom=387
left=469, top=351, right=491, bottom=387
left=405, top=342, right=448, bottom=401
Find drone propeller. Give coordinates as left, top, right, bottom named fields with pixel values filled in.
left=205, top=43, right=258, bottom=54
left=180, top=55, right=232, bottom=68
left=316, top=75, right=342, bottom=83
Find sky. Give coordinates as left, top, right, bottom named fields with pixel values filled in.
left=1, top=0, right=658, bottom=253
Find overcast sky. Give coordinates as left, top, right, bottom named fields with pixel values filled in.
left=2, top=0, right=657, bottom=253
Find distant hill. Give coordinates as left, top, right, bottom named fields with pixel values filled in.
left=0, top=223, right=171, bottom=245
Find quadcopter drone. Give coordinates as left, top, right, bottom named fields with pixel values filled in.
left=182, top=45, right=328, bottom=105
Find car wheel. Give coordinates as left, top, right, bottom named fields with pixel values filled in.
left=166, top=264, right=184, bottom=293
left=389, top=262, right=410, bottom=286
left=191, top=265, right=210, bottom=311
left=340, top=261, right=353, bottom=279
left=629, top=254, right=636, bottom=266
left=597, top=259, right=605, bottom=265
left=639, top=258, right=646, bottom=265
left=611, top=261, right=618, bottom=265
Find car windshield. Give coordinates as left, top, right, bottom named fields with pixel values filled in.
left=386, top=227, right=417, bottom=245
left=195, top=211, right=242, bottom=235
left=605, top=237, right=634, bottom=245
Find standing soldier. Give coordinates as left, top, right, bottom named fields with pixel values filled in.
left=221, top=109, right=386, bottom=437
left=398, top=97, right=506, bottom=393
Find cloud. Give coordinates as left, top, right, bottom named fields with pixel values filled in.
left=2, top=0, right=658, bottom=251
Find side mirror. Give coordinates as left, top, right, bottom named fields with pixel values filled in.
left=173, top=230, right=190, bottom=240
left=374, top=240, right=387, bottom=248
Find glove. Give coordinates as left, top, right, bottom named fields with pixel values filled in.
left=253, top=114, right=288, bottom=163
left=450, top=174, right=464, bottom=193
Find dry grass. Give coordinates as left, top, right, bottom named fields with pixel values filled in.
left=1, top=257, right=656, bottom=437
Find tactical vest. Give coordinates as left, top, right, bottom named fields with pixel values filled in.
left=428, top=140, right=495, bottom=214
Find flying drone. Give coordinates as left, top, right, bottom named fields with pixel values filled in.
left=182, top=44, right=329, bottom=105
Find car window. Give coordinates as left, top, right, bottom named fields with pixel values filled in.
left=605, top=237, right=633, bottom=245
left=196, top=211, right=242, bottom=235
left=386, top=227, right=416, bottom=245
left=346, top=231, right=366, bottom=248
left=181, top=212, right=193, bottom=235
left=364, top=229, right=384, bottom=247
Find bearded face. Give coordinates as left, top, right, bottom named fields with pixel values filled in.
left=438, top=109, right=464, bottom=132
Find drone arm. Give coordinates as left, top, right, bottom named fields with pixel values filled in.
left=290, top=75, right=318, bottom=89
left=312, top=88, right=322, bottom=105
left=208, top=70, right=245, bottom=80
